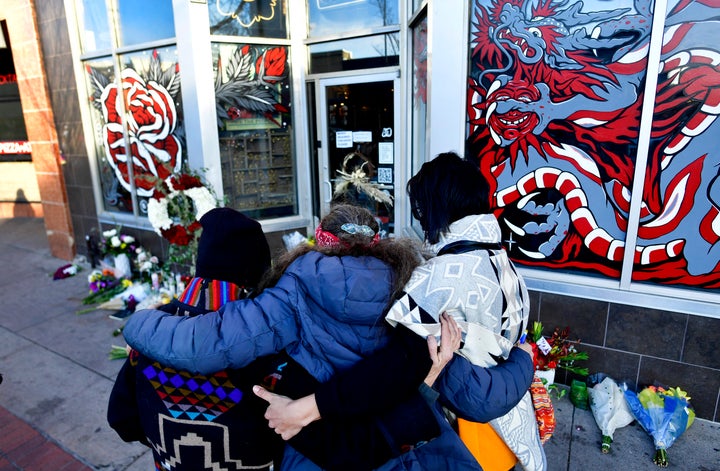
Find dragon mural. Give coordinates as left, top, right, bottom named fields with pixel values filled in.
left=466, top=0, right=720, bottom=288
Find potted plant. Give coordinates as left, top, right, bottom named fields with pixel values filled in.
left=529, top=321, right=589, bottom=385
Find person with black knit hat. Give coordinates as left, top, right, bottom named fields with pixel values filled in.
left=109, top=207, right=455, bottom=471
left=108, top=207, right=296, bottom=470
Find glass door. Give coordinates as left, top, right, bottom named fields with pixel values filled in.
left=315, top=73, right=399, bottom=237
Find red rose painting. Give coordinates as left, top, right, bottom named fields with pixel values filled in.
left=100, top=67, right=182, bottom=196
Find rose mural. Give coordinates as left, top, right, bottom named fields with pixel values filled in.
left=88, top=51, right=183, bottom=199
left=214, top=44, right=289, bottom=128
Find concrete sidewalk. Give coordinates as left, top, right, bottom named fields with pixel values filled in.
left=0, top=217, right=718, bottom=470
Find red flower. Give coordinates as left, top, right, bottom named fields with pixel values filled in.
left=256, top=47, right=287, bottom=83
left=101, top=67, right=182, bottom=196
left=170, top=173, right=203, bottom=191
left=161, top=221, right=201, bottom=246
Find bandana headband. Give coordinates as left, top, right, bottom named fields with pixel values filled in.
left=314, top=223, right=380, bottom=248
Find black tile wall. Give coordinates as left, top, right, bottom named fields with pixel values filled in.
left=532, top=290, right=720, bottom=421
left=538, top=292, right=608, bottom=346
left=607, top=304, right=687, bottom=360
left=638, top=356, right=720, bottom=422
left=684, top=315, right=720, bottom=369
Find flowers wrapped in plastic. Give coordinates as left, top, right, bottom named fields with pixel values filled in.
left=623, top=384, right=695, bottom=467
left=587, top=374, right=634, bottom=453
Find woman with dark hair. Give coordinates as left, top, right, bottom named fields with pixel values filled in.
left=260, top=152, right=541, bottom=470
left=390, top=151, right=546, bottom=470
left=123, top=203, right=534, bottom=470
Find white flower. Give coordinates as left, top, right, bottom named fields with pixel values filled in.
left=111, top=236, right=121, bottom=247
left=103, top=229, right=117, bottom=238
left=121, top=235, right=135, bottom=244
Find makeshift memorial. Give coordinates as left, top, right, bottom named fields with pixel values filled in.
left=529, top=321, right=589, bottom=377
left=147, top=170, right=217, bottom=275
left=587, top=374, right=634, bottom=454
left=623, top=384, right=695, bottom=467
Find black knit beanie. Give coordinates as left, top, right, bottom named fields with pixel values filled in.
left=194, top=207, right=271, bottom=288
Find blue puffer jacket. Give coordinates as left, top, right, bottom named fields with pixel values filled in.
left=124, top=250, right=532, bottom=470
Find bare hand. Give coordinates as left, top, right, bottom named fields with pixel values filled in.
left=424, top=312, right=462, bottom=386
left=253, top=386, right=320, bottom=440
left=517, top=341, right=534, bottom=361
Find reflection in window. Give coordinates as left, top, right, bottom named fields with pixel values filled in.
left=76, top=0, right=111, bottom=52
left=84, top=48, right=184, bottom=214
left=208, top=0, right=288, bottom=38
left=212, top=43, right=297, bottom=219
left=308, top=33, right=399, bottom=74
left=308, top=0, right=398, bottom=37
left=116, top=0, right=176, bottom=47
left=410, top=15, right=427, bottom=183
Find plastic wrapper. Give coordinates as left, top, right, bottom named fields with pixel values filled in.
left=623, top=385, right=695, bottom=467
left=588, top=376, right=634, bottom=453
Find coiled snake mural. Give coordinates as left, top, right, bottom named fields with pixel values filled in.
left=466, top=0, right=720, bottom=287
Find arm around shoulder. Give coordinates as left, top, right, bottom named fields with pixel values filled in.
left=435, top=346, right=534, bottom=423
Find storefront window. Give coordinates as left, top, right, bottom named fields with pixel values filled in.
left=208, top=0, right=288, bottom=38
left=308, top=33, right=400, bottom=74
left=76, top=0, right=112, bottom=52
left=0, top=21, right=30, bottom=162
left=115, top=0, right=176, bottom=47
left=83, top=48, right=184, bottom=215
left=212, top=43, right=296, bottom=219
left=410, top=14, right=427, bottom=234
left=307, top=0, right=398, bottom=37
left=464, top=0, right=720, bottom=293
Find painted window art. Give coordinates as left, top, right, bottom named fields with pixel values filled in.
left=85, top=48, right=184, bottom=214
left=465, top=0, right=720, bottom=289
left=213, top=43, right=297, bottom=219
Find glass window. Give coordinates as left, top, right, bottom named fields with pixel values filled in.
left=76, top=0, right=112, bottom=52
left=307, top=0, right=399, bottom=37
left=212, top=43, right=297, bottom=219
left=308, top=33, right=399, bottom=74
left=83, top=47, right=184, bottom=214
left=0, top=21, right=30, bottom=162
left=410, top=14, right=427, bottom=233
left=209, top=0, right=288, bottom=38
left=116, top=0, right=176, bottom=47
left=465, top=0, right=720, bottom=294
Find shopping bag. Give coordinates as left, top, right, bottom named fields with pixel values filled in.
left=457, top=418, right=518, bottom=471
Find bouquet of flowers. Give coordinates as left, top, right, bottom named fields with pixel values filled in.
left=623, top=384, right=695, bottom=467
left=100, top=227, right=136, bottom=257
left=80, top=269, right=132, bottom=307
left=587, top=374, right=635, bottom=453
left=529, top=321, right=589, bottom=376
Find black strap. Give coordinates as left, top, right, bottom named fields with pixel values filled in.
left=437, top=240, right=503, bottom=256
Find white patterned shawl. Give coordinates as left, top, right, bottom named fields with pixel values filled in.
left=386, top=214, right=546, bottom=471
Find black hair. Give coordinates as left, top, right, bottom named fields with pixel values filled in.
left=407, top=151, right=490, bottom=244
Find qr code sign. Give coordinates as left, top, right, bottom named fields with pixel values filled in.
left=378, top=167, right=393, bottom=184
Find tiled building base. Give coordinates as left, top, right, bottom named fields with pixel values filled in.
left=530, top=290, right=720, bottom=422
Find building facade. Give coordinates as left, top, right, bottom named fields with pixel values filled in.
left=1, top=0, right=719, bottom=421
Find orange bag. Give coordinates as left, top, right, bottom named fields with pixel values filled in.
left=457, top=418, right=518, bottom=471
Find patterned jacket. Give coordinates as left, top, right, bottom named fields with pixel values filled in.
left=123, top=250, right=533, bottom=471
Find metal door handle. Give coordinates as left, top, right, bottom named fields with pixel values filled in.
left=324, top=180, right=332, bottom=203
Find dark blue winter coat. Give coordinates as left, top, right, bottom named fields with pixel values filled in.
left=124, top=250, right=533, bottom=470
